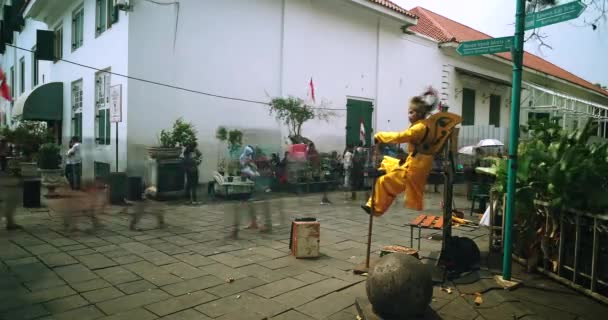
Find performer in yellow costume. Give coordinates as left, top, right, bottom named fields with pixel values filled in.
left=362, top=88, right=461, bottom=216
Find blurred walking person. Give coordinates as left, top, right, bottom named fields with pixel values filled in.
left=2, top=178, right=23, bottom=230
left=65, top=136, right=82, bottom=190
left=183, top=142, right=202, bottom=205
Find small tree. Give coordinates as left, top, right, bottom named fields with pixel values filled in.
left=269, top=97, right=334, bottom=143
left=215, top=126, right=243, bottom=175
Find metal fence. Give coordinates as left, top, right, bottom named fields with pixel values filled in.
left=458, top=125, right=509, bottom=149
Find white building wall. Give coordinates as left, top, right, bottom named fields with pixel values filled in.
left=0, top=18, right=52, bottom=127
left=127, top=0, right=417, bottom=182
left=377, top=33, right=444, bottom=132
left=49, top=0, right=129, bottom=181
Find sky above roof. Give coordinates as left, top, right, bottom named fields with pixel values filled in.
left=394, top=0, right=608, bottom=87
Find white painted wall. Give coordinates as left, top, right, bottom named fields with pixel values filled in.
left=126, top=0, right=416, bottom=182
left=377, top=33, right=444, bottom=132
left=0, top=18, right=52, bottom=127
left=49, top=0, right=129, bottom=181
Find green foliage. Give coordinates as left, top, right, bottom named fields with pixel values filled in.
left=37, top=143, right=62, bottom=169
left=172, top=118, right=198, bottom=147
left=494, top=117, right=608, bottom=219
left=215, top=126, right=228, bottom=142
left=159, top=129, right=175, bottom=147
left=158, top=118, right=198, bottom=148
left=11, top=121, right=52, bottom=159
left=215, top=126, right=242, bottom=154
left=227, top=130, right=243, bottom=152
left=269, top=97, right=334, bottom=139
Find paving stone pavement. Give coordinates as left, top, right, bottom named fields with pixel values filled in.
left=1, top=178, right=607, bottom=319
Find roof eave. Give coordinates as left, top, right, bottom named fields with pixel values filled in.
left=439, top=43, right=608, bottom=100
left=348, top=0, right=418, bottom=26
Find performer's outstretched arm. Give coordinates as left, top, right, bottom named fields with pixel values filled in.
left=374, top=123, right=426, bottom=145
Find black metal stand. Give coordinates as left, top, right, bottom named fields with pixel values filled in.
left=354, top=145, right=380, bottom=274
left=435, top=133, right=456, bottom=282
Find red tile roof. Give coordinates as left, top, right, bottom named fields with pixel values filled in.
left=409, top=7, right=608, bottom=98
left=367, top=0, right=418, bottom=19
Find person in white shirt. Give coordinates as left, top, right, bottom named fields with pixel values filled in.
left=65, top=136, right=82, bottom=190
left=342, top=146, right=353, bottom=188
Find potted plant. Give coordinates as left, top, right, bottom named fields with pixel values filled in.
left=147, top=118, right=197, bottom=159
left=37, top=143, right=64, bottom=197
left=12, top=121, right=50, bottom=177
left=215, top=126, right=243, bottom=176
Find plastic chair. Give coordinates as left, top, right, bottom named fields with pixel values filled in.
left=470, top=183, right=490, bottom=216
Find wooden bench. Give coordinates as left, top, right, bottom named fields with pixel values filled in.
left=407, top=214, right=444, bottom=250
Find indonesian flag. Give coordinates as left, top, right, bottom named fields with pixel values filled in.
left=308, top=77, right=315, bottom=104
left=0, top=68, right=12, bottom=102
left=360, top=118, right=366, bottom=145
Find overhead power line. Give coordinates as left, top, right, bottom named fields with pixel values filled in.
left=5, top=44, right=347, bottom=111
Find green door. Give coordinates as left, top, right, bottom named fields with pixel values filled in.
left=462, top=88, right=476, bottom=125
left=489, top=94, right=501, bottom=127
left=346, top=99, right=373, bottom=147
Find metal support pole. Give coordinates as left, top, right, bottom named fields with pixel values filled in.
left=573, top=215, right=580, bottom=283
left=365, top=145, right=378, bottom=269
left=590, top=218, right=598, bottom=292
left=502, top=0, right=527, bottom=280
left=557, top=216, right=565, bottom=276
left=115, top=122, right=119, bottom=172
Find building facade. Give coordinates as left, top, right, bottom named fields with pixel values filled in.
left=2, top=0, right=606, bottom=184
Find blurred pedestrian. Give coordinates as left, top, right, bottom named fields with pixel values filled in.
left=2, top=179, right=22, bottom=230
left=62, top=181, right=104, bottom=233
left=130, top=189, right=165, bottom=231
left=65, top=136, right=82, bottom=190
left=342, top=145, right=353, bottom=189
left=183, top=142, right=202, bottom=205
left=0, top=138, right=8, bottom=172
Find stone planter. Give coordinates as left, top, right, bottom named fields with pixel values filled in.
left=38, top=168, right=65, bottom=198
left=146, top=147, right=182, bottom=159
left=20, top=162, right=39, bottom=178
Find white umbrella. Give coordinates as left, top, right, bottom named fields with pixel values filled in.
left=477, top=139, right=504, bottom=147
left=458, top=145, right=477, bottom=155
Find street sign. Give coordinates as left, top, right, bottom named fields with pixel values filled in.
left=456, top=36, right=514, bottom=56
left=525, top=1, right=586, bottom=30
left=110, top=85, right=122, bottom=123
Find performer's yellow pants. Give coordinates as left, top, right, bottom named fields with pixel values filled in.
left=366, top=155, right=433, bottom=216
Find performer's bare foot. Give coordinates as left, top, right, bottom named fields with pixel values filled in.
left=245, top=223, right=258, bottom=230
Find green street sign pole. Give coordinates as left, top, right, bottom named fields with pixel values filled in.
left=525, top=1, right=586, bottom=30
left=503, top=0, right=527, bottom=281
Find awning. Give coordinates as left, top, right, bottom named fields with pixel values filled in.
left=12, top=82, right=63, bottom=121
left=455, top=67, right=512, bottom=88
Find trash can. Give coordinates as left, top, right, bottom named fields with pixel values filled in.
left=109, top=172, right=127, bottom=205
left=23, top=179, right=41, bottom=208
left=127, top=176, right=143, bottom=201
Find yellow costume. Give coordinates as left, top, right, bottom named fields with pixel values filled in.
left=365, top=112, right=462, bottom=215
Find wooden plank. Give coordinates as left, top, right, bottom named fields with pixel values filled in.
left=421, top=215, right=437, bottom=228
left=433, top=217, right=444, bottom=229
left=410, top=215, right=427, bottom=226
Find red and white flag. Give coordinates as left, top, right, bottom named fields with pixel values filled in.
left=0, top=68, right=12, bottom=102
left=308, top=77, right=315, bottom=104
left=360, top=118, right=366, bottom=145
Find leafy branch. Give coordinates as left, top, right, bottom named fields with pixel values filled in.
left=269, top=97, right=335, bottom=141
left=525, top=0, right=607, bottom=51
